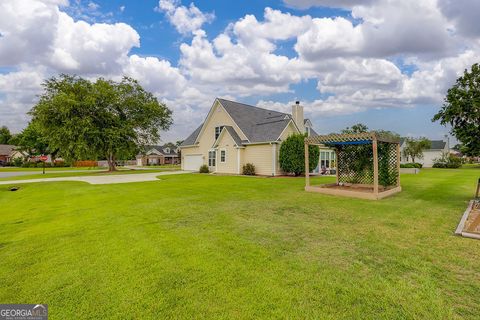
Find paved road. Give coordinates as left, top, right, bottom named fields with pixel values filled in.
left=0, top=169, right=103, bottom=179
left=0, top=171, right=190, bottom=185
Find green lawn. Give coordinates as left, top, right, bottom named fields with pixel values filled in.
left=0, top=169, right=479, bottom=319
left=0, top=168, right=181, bottom=181
left=0, top=166, right=103, bottom=172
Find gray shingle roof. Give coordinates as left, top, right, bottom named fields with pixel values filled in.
left=217, top=98, right=294, bottom=143
left=143, top=145, right=179, bottom=156
left=400, top=138, right=446, bottom=150
left=218, top=126, right=244, bottom=146
left=180, top=124, right=203, bottom=146
left=429, top=140, right=446, bottom=150
left=0, top=144, right=15, bottom=156
left=180, top=98, right=309, bottom=146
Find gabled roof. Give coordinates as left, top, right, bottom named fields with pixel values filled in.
left=0, top=144, right=16, bottom=156
left=429, top=140, right=447, bottom=150
left=218, top=98, right=294, bottom=143
left=181, top=124, right=203, bottom=147
left=399, top=138, right=447, bottom=150
left=180, top=98, right=300, bottom=147
left=212, top=126, right=245, bottom=147
left=143, top=145, right=179, bottom=156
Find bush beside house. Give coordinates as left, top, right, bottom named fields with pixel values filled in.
left=242, top=163, right=256, bottom=175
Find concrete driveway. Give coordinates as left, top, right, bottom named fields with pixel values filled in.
left=0, top=171, right=190, bottom=185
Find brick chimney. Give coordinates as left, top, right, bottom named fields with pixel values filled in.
left=292, top=101, right=305, bottom=133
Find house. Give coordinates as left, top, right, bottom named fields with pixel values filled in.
left=400, top=138, right=449, bottom=167
left=179, top=98, right=330, bottom=175
left=136, top=145, right=180, bottom=166
left=0, top=144, right=23, bottom=164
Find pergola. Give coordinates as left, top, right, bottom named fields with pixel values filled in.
left=305, top=132, right=401, bottom=200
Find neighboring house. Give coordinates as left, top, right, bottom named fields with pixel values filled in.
left=400, top=138, right=449, bottom=167
left=179, top=98, right=324, bottom=175
left=0, top=144, right=23, bottom=164
left=136, top=145, right=180, bottom=166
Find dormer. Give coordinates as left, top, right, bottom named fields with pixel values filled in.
left=164, top=147, right=170, bottom=154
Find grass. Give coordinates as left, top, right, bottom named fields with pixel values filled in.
left=0, top=168, right=180, bottom=181
left=0, top=168, right=479, bottom=319
left=0, top=166, right=104, bottom=172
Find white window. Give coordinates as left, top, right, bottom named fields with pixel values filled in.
left=208, top=150, right=216, bottom=167
left=215, top=126, right=225, bottom=140
left=220, top=149, right=226, bottom=163
left=164, top=147, right=170, bottom=154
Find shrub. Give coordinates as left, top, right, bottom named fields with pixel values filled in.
left=242, top=163, right=256, bottom=175
left=12, top=157, right=23, bottom=167
left=400, top=163, right=422, bottom=169
left=54, top=161, right=68, bottom=167
left=432, top=153, right=462, bottom=169
left=279, top=134, right=319, bottom=176
left=199, top=164, right=209, bottom=173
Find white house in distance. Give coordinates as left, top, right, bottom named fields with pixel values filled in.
left=400, top=138, right=450, bottom=167
left=179, top=98, right=335, bottom=175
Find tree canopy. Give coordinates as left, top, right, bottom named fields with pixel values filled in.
left=279, top=133, right=319, bottom=176
left=402, top=137, right=431, bottom=163
left=29, top=75, right=173, bottom=170
left=15, top=122, right=51, bottom=158
left=0, top=126, right=13, bottom=144
left=433, top=63, right=480, bottom=156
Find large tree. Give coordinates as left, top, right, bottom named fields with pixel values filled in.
left=15, top=122, right=51, bottom=159
left=0, top=126, right=13, bottom=144
left=402, top=137, right=431, bottom=163
left=433, top=63, right=480, bottom=156
left=30, top=75, right=173, bottom=171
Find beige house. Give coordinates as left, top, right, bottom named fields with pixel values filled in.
left=136, top=145, right=180, bottom=166
left=180, top=98, right=317, bottom=175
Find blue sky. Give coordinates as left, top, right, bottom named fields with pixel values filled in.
left=1, top=0, right=479, bottom=142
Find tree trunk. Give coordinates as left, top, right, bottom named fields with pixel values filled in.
left=107, top=153, right=116, bottom=171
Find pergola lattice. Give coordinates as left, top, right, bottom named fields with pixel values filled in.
left=304, top=132, right=401, bottom=200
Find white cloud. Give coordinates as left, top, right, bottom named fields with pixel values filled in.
left=156, top=0, right=214, bottom=35
left=1, top=0, right=480, bottom=141
left=0, top=0, right=60, bottom=66
left=123, top=55, right=187, bottom=98
left=283, top=0, right=376, bottom=9
left=51, top=12, right=140, bottom=74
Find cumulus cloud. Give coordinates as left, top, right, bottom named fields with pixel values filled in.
left=156, top=0, right=214, bottom=35
left=1, top=0, right=479, bottom=140
left=0, top=0, right=187, bottom=132
left=51, top=12, right=140, bottom=74
left=438, top=0, right=480, bottom=38
left=283, top=0, right=377, bottom=9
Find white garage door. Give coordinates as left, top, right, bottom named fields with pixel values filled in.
left=183, top=155, right=203, bottom=171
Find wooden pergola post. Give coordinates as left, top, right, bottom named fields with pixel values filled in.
left=305, top=141, right=310, bottom=188
left=372, top=138, right=379, bottom=196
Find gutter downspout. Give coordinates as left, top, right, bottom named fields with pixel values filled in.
left=237, top=147, right=241, bottom=174
left=271, top=142, right=277, bottom=176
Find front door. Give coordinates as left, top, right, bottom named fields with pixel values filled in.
left=208, top=150, right=216, bottom=171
